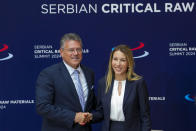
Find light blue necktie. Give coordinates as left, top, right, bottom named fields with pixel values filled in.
left=73, top=70, right=85, bottom=111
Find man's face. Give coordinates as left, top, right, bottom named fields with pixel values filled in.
left=60, top=40, right=82, bottom=69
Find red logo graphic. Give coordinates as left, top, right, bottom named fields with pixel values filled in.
left=131, top=42, right=144, bottom=51
left=0, top=44, right=8, bottom=52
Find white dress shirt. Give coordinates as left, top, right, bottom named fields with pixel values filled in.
left=63, top=61, right=88, bottom=102
left=110, top=80, right=126, bottom=121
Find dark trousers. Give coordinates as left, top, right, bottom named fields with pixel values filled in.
left=109, top=121, right=125, bottom=131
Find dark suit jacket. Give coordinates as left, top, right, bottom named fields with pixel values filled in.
left=36, top=62, right=96, bottom=131
left=93, top=77, right=151, bottom=131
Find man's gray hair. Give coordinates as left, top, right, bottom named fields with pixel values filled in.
left=60, top=33, right=82, bottom=49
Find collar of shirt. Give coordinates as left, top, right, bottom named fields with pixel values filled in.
left=63, top=61, right=82, bottom=75
left=114, top=80, right=126, bottom=87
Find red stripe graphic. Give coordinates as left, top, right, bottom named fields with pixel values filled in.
left=0, top=44, right=8, bottom=52
left=131, top=42, right=144, bottom=51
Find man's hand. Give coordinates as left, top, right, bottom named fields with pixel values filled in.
left=74, top=112, right=93, bottom=125
left=85, top=113, right=93, bottom=122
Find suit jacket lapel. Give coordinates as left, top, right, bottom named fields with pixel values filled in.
left=59, top=62, right=82, bottom=110
left=123, top=80, right=134, bottom=111
left=105, top=80, right=114, bottom=118
left=81, top=65, right=91, bottom=92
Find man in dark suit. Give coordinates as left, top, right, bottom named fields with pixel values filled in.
left=36, top=33, right=96, bottom=131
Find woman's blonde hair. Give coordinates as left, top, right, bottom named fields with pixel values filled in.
left=105, top=44, right=141, bottom=93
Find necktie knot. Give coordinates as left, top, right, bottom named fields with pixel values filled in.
left=73, top=70, right=80, bottom=75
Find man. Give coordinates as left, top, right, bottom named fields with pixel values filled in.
left=36, top=33, right=96, bottom=131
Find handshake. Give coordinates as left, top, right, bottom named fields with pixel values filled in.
left=74, top=112, right=93, bottom=125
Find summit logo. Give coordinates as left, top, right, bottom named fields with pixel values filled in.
left=0, top=43, right=13, bottom=61
left=112, top=42, right=149, bottom=59
left=131, top=42, right=149, bottom=59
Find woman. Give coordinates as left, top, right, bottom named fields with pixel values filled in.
left=92, top=44, right=151, bottom=131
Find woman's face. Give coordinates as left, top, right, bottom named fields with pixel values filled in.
left=112, top=50, right=128, bottom=76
